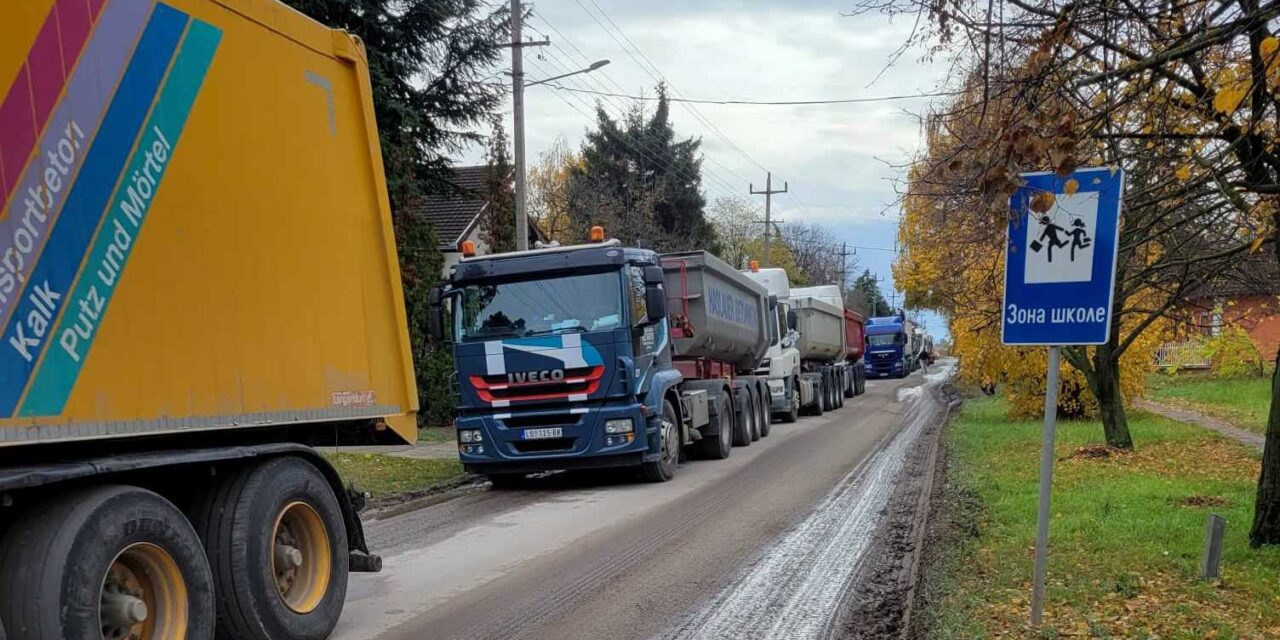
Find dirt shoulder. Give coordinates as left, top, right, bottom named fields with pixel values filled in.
left=832, top=380, right=959, bottom=639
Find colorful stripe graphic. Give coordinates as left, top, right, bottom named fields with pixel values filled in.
left=0, top=0, right=108, bottom=205
left=22, top=21, right=222, bottom=416
left=0, top=0, right=153, bottom=340
left=0, top=1, right=222, bottom=416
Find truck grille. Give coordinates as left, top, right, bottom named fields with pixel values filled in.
left=470, top=366, right=606, bottom=403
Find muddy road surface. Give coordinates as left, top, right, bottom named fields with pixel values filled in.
left=333, top=365, right=952, bottom=640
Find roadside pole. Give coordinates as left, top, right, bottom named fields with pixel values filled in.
left=1002, top=166, right=1125, bottom=626
left=1030, top=345, right=1060, bottom=624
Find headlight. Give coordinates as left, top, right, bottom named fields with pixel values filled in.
left=604, top=418, right=634, bottom=434
left=459, top=429, right=483, bottom=443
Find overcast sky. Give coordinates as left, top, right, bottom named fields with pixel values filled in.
left=463, top=0, right=952, bottom=339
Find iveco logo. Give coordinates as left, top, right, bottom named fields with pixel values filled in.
left=508, top=369, right=565, bottom=384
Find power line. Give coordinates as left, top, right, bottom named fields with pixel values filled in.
left=542, top=85, right=965, bottom=106
left=521, top=26, right=750, bottom=204
left=568, top=0, right=769, bottom=177
left=524, top=18, right=752, bottom=197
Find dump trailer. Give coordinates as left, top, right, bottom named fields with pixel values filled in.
left=742, top=266, right=806, bottom=423
left=431, top=235, right=773, bottom=486
left=0, top=1, right=415, bottom=638
left=790, top=285, right=868, bottom=400
left=789, top=285, right=864, bottom=413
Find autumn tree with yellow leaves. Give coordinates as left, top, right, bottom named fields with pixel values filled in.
left=862, top=0, right=1280, bottom=544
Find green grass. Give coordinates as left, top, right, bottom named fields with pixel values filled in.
left=1148, top=374, right=1273, bottom=433
left=417, top=426, right=456, bottom=443
left=924, top=395, right=1280, bottom=639
left=322, top=452, right=465, bottom=498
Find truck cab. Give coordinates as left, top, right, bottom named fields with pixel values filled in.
left=431, top=239, right=679, bottom=481
left=742, top=266, right=804, bottom=422
left=866, top=312, right=913, bottom=378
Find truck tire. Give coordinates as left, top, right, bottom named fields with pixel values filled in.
left=747, top=386, right=761, bottom=441
left=821, top=372, right=834, bottom=412
left=811, top=379, right=826, bottom=416
left=699, top=392, right=734, bottom=459
left=732, top=388, right=753, bottom=447
left=835, top=371, right=846, bottom=409
left=780, top=379, right=800, bottom=423
left=640, top=400, right=681, bottom=482
left=0, top=615, right=5, bottom=640
left=756, top=382, right=772, bottom=437
left=192, top=456, right=348, bottom=640
left=0, top=485, right=215, bottom=640
left=844, top=367, right=856, bottom=398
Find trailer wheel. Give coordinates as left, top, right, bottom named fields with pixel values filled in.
left=640, top=400, right=680, bottom=482
left=0, top=485, right=214, bottom=640
left=699, top=392, right=734, bottom=459
left=732, top=388, right=753, bottom=447
left=192, top=456, right=347, bottom=640
left=844, top=367, right=856, bottom=398
left=746, top=386, right=761, bottom=442
left=835, top=371, right=845, bottom=409
left=757, top=383, right=772, bottom=438
left=811, top=379, right=826, bottom=416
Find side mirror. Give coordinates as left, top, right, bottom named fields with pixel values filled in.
left=768, top=294, right=778, bottom=310
left=643, top=265, right=665, bottom=286
left=787, top=309, right=798, bottom=331
left=645, top=284, right=667, bottom=325
left=427, top=285, right=446, bottom=343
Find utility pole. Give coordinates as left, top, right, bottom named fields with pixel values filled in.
left=750, top=172, right=787, bottom=268
left=840, top=242, right=851, bottom=291
left=508, top=0, right=548, bottom=252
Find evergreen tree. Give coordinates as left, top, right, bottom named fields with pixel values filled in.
left=280, top=0, right=509, bottom=427
left=481, top=116, right=516, bottom=254
left=852, top=270, right=893, bottom=316
left=567, top=85, right=719, bottom=251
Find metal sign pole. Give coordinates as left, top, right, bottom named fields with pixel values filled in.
left=1030, top=345, right=1061, bottom=625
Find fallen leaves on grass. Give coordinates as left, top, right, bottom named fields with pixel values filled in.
left=1172, top=495, right=1232, bottom=508
left=1058, top=438, right=1258, bottom=482
left=975, top=572, right=1268, bottom=638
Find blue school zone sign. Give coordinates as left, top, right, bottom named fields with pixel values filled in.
left=1002, top=167, right=1124, bottom=345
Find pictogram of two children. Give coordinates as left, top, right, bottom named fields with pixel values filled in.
left=1033, top=216, right=1091, bottom=262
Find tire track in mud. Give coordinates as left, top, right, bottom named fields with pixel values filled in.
left=661, top=364, right=955, bottom=640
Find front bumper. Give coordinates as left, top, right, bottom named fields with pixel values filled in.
left=766, top=378, right=790, bottom=412
left=455, top=401, right=654, bottom=474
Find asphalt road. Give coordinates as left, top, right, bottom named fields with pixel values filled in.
left=333, top=370, right=932, bottom=640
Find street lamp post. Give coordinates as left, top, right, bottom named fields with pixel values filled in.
left=510, top=9, right=609, bottom=252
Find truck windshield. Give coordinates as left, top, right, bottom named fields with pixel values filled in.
left=455, top=271, right=623, bottom=341
left=867, top=333, right=901, bottom=346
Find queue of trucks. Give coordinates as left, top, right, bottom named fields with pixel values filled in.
left=428, top=241, right=871, bottom=487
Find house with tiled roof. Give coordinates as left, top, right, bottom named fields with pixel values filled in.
left=417, top=165, right=544, bottom=275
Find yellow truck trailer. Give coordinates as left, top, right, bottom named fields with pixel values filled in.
left=0, top=0, right=418, bottom=637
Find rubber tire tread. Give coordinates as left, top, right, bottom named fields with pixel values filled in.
left=192, top=456, right=348, bottom=640
left=732, top=388, right=752, bottom=447
left=640, top=400, right=680, bottom=482
left=757, top=382, right=772, bottom=437
left=747, top=386, right=760, bottom=441
left=780, top=379, right=800, bottom=423
left=699, top=393, right=734, bottom=459
left=0, top=485, right=214, bottom=640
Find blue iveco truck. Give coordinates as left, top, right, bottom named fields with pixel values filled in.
left=428, top=231, right=776, bottom=485
left=865, top=311, right=915, bottom=378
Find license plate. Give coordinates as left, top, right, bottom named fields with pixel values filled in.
left=522, top=427, right=563, bottom=440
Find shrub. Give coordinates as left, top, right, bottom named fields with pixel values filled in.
left=1205, top=326, right=1266, bottom=378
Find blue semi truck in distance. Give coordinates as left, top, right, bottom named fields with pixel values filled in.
left=427, top=230, right=783, bottom=485
left=865, top=312, right=916, bottom=378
